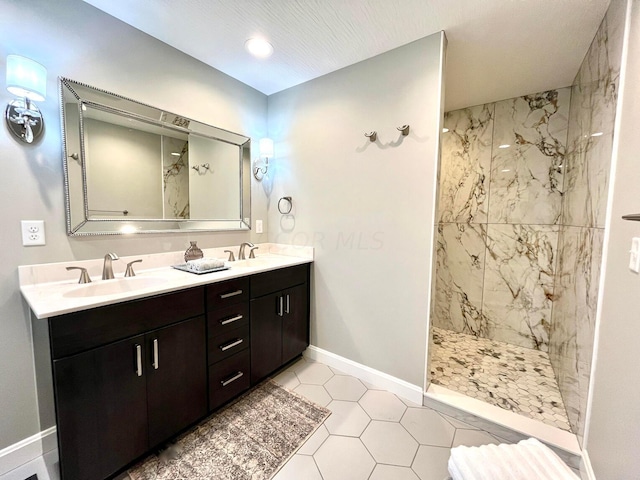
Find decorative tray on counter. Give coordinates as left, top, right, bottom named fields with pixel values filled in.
left=171, top=264, right=230, bottom=275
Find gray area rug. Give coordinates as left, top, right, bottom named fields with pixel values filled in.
left=128, top=380, right=330, bottom=480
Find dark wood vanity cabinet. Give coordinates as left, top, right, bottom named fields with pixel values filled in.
left=46, top=263, right=311, bottom=480
left=206, top=278, right=251, bottom=410
left=250, top=264, right=310, bottom=384
left=50, top=289, right=207, bottom=480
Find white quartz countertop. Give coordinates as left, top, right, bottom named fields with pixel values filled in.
left=19, top=243, right=313, bottom=319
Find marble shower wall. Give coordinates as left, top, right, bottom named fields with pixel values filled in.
left=434, top=87, right=570, bottom=352
left=162, top=137, right=190, bottom=219
left=550, top=0, right=625, bottom=443
left=433, top=0, right=625, bottom=442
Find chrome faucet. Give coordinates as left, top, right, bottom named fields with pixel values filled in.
left=102, top=253, right=119, bottom=280
left=238, top=242, right=254, bottom=260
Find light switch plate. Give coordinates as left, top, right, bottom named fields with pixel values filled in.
left=629, top=237, right=640, bottom=273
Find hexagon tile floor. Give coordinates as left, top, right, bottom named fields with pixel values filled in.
left=429, top=327, right=572, bottom=432
left=270, top=357, right=507, bottom=480
left=1, top=355, right=581, bottom=480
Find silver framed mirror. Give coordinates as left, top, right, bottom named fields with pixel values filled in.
left=60, top=77, right=251, bottom=236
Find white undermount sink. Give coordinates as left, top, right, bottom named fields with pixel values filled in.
left=232, top=256, right=284, bottom=268
left=62, top=276, right=168, bottom=298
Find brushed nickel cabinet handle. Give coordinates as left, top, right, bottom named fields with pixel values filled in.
left=220, top=314, right=243, bottom=325
left=152, top=338, right=159, bottom=370
left=285, top=294, right=290, bottom=314
left=135, top=344, right=143, bottom=377
left=220, top=338, right=243, bottom=351
left=278, top=296, right=284, bottom=317
left=220, top=290, right=243, bottom=299
left=221, top=371, right=244, bottom=387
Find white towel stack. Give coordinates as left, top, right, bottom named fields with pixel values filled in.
left=185, top=257, right=225, bottom=271
left=448, top=438, right=579, bottom=480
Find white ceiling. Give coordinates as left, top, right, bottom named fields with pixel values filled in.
left=82, top=0, right=610, bottom=111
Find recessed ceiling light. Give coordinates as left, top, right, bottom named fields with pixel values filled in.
left=245, top=38, right=274, bottom=59
left=498, top=144, right=510, bottom=149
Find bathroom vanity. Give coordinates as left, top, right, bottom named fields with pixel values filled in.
left=19, top=246, right=312, bottom=480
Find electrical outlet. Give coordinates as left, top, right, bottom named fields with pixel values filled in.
left=21, top=220, right=46, bottom=246
left=256, top=219, right=263, bottom=234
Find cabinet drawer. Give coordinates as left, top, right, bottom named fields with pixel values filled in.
left=209, top=349, right=250, bottom=410
left=206, top=277, right=249, bottom=309
left=50, top=288, right=204, bottom=359
left=208, top=325, right=249, bottom=365
left=250, top=264, right=309, bottom=298
left=207, top=302, right=249, bottom=338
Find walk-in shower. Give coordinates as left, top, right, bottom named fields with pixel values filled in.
left=428, top=0, right=624, bottom=443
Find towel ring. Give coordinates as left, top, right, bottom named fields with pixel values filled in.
left=278, top=196, right=293, bottom=214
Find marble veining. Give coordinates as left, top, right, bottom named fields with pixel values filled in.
left=430, top=327, right=571, bottom=432
left=433, top=87, right=570, bottom=353
left=489, top=89, right=570, bottom=225
left=551, top=226, right=604, bottom=442
left=548, top=0, right=624, bottom=444
left=433, top=2, right=623, bottom=440
left=162, top=138, right=190, bottom=219
left=483, top=224, right=558, bottom=351
left=439, top=104, right=493, bottom=224
left=434, top=223, right=488, bottom=336
left=561, top=0, right=624, bottom=229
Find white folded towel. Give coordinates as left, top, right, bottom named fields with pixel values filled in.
left=448, top=438, right=579, bottom=480
left=185, top=257, right=225, bottom=271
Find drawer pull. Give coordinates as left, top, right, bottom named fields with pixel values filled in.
left=152, top=338, right=159, bottom=370
left=221, top=371, right=244, bottom=387
left=220, top=314, right=243, bottom=326
left=220, top=289, right=243, bottom=299
left=135, top=344, right=143, bottom=377
left=220, top=338, right=243, bottom=351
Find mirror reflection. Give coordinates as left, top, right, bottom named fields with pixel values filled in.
left=60, top=78, right=251, bottom=235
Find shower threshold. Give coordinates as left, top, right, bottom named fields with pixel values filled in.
left=429, top=327, right=571, bottom=432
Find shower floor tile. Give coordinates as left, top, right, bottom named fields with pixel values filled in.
left=430, top=327, right=572, bottom=431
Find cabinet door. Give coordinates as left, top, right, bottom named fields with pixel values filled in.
left=250, top=293, right=283, bottom=384
left=282, top=283, right=309, bottom=364
left=146, top=316, right=207, bottom=448
left=54, top=335, right=148, bottom=480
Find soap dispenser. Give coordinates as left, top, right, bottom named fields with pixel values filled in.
left=184, top=241, right=204, bottom=262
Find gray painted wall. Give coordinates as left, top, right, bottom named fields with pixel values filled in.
left=267, top=35, right=445, bottom=387
left=586, top=1, right=640, bottom=478
left=0, top=0, right=268, bottom=451
left=85, top=119, right=163, bottom=218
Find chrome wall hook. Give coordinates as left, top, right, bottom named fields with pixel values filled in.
left=365, top=131, right=377, bottom=142
left=397, top=125, right=410, bottom=136
left=191, top=163, right=210, bottom=173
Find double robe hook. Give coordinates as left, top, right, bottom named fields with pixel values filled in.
left=192, top=163, right=210, bottom=173
left=364, top=125, right=410, bottom=142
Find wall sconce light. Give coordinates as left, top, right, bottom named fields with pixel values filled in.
left=253, top=137, right=273, bottom=181
left=5, top=55, right=47, bottom=144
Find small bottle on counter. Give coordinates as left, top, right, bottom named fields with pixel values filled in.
left=184, top=241, right=204, bottom=262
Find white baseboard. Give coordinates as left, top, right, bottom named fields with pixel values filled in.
left=580, top=449, right=596, bottom=480
left=0, top=427, right=56, bottom=476
left=304, top=345, right=423, bottom=405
